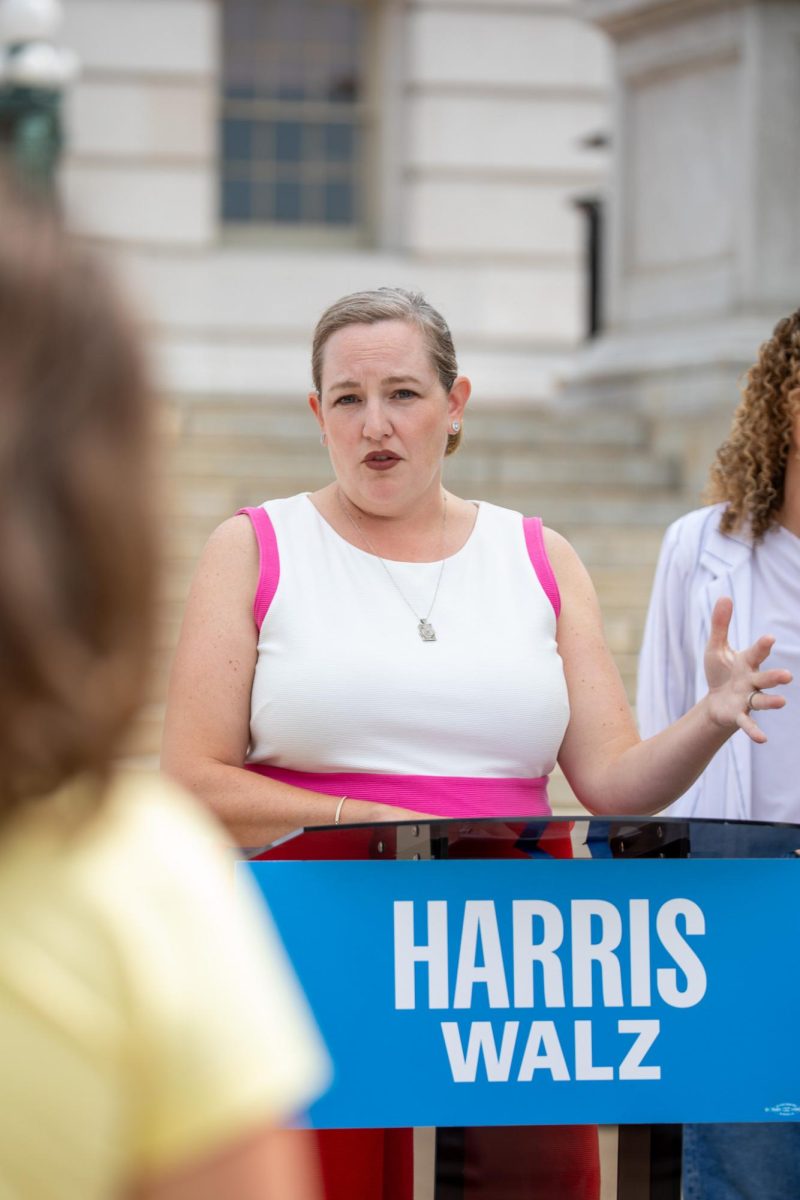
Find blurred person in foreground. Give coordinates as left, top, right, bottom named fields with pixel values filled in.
left=638, top=308, right=800, bottom=1199
left=163, top=285, right=791, bottom=1200
left=0, top=175, right=328, bottom=1200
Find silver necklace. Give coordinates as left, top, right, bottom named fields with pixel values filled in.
left=336, top=488, right=448, bottom=642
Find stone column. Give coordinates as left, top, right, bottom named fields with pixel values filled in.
left=566, top=0, right=800, bottom=500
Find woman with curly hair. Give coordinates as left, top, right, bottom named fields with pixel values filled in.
left=639, top=306, right=800, bottom=823
left=638, top=308, right=800, bottom=1199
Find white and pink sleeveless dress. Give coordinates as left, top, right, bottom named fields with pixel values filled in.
left=239, top=494, right=569, bottom=818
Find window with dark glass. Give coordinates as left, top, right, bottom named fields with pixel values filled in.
left=220, top=0, right=369, bottom=229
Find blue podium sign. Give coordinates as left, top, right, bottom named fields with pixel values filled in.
left=244, top=857, right=800, bottom=1128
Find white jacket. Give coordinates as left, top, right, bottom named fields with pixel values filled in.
left=637, top=503, right=755, bottom=819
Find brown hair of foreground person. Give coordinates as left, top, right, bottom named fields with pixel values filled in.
left=0, top=177, right=156, bottom=818
left=0, top=175, right=326, bottom=1200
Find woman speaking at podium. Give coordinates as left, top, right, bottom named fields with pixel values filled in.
left=163, top=288, right=789, bottom=1200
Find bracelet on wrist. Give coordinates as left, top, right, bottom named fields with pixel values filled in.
left=334, top=795, right=347, bottom=825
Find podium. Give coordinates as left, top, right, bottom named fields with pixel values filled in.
left=241, top=815, right=800, bottom=1199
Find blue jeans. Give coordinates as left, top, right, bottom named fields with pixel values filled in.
left=683, top=1124, right=800, bottom=1200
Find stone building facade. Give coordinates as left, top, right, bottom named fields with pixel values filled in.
left=60, top=0, right=612, bottom=405
left=48, top=0, right=799, bottom=811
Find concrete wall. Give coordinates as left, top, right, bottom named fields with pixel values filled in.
left=567, top=0, right=800, bottom=500
left=58, top=0, right=612, bottom=406
left=61, top=0, right=218, bottom=245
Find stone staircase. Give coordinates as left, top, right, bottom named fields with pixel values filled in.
left=131, top=396, right=692, bottom=812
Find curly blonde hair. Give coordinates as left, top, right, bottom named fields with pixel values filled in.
left=707, top=308, right=800, bottom=541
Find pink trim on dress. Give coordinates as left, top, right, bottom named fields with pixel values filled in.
left=523, top=515, right=561, bottom=619
left=246, top=764, right=551, bottom=818
left=237, top=506, right=280, bottom=629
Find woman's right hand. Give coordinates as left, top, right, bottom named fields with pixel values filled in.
left=703, top=596, right=792, bottom=743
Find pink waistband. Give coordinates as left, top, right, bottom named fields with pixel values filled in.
left=246, top=765, right=551, bottom=819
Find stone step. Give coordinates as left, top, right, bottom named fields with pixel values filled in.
left=170, top=444, right=677, bottom=490
left=586, top=564, right=659, bottom=602
left=163, top=472, right=680, bottom=515
left=445, top=452, right=678, bottom=490
left=462, top=409, right=651, bottom=449
left=566, top=525, right=670, bottom=565
left=160, top=448, right=681, bottom=504
left=468, top=490, right=687, bottom=527
left=174, top=400, right=653, bottom=451
left=164, top=520, right=221, bottom=563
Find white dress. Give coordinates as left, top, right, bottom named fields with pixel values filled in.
left=240, top=494, right=570, bottom=819
left=638, top=502, right=800, bottom=822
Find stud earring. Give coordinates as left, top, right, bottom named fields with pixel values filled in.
left=320, top=431, right=327, bottom=446
left=451, top=421, right=460, bottom=433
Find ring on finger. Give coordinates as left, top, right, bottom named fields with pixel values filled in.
left=746, top=689, right=761, bottom=713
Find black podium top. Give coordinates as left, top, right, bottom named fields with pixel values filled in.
left=245, top=813, right=800, bottom=862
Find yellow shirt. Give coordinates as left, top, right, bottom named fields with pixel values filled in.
left=0, top=772, right=328, bottom=1199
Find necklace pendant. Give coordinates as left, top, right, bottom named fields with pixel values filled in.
left=418, top=618, right=437, bottom=642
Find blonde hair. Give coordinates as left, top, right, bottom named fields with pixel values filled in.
left=0, top=176, right=157, bottom=820
left=707, top=308, right=800, bottom=541
left=311, top=287, right=463, bottom=455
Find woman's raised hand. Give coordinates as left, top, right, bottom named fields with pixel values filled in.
left=703, top=596, right=792, bottom=743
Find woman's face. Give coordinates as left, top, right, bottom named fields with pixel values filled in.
left=309, top=319, right=469, bottom=516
